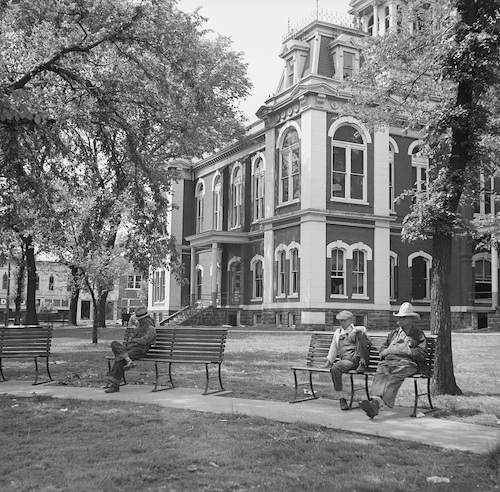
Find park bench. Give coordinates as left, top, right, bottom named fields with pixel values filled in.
left=0, top=325, right=54, bottom=385
left=107, top=326, right=228, bottom=394
left=290, top=332, right=437, bottom=417
left=38, top=312, right=68, bottom=328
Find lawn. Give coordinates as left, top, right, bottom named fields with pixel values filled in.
left=0, top=393, right=498, bottom=491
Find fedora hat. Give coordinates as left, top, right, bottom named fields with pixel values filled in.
left=336, top=310, right=354, bottom=320
left=134, top=306, right=149, bottom=320
left=393, top=302, right=420, bottom=318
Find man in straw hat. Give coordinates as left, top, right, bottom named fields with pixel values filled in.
left=360, top=302, right=428, bottom=418
left=105, top=306, right=156, bottom=393
left=324, top=310, right=371, bottom=411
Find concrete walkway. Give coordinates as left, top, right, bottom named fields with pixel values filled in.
left=1, top=381, right=498, bottom=455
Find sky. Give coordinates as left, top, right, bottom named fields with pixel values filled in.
left=177, top=0, right=353, bottom=122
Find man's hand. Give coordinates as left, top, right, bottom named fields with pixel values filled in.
left=324, top=361, right=332, bottom=369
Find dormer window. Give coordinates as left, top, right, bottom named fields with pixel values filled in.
left=287, top=58, right=295, bottom=87
left=343, top=52, right=354, bottom=79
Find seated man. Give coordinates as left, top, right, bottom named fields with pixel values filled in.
left=105, top=306, right=157, bottom=393
left=360, top=302, right=428, bottom=419
left=324, top=310, right=371, bottom=410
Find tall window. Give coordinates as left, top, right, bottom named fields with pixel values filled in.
left=231, top=166, right=242, bottom=228
left=2, top=273, right=7, bottom=290
left=290, top=248, right=299, bottom=295
left=230, top=260, right=241, bottom=304
left=252, top=259, right=264, bottom=300
left=253, top=157, right=265, bottom=221
left=330, top=248, right=345, bottom=296
left=385, top=6, right=390, bottom=31
left=390, top=254, right=398, bottom=300
left=277, top=250, right=287, bottom=296
left=474, top=257, right=492, bottom=299
left=48, top=275, right=54, bottom=291
left=153, top=270, right=165, bottom=303
left=367, top=15, right=374, bottom=35
left=343, top=52, right=354, bottom=79
left=287, top=58, right=294, bottom=87
left=279, top=129, right=300, bottom=204
left=127, top=275, right=142, bottom=289
left=195, top=181, right=204, bottom=233
left=213, top=176, right=222, bottom=231
left=331, top=125, right=366, bottom=202
left=411, top=256, right=430, bottom=300
left=196, top=268, right=203, bottom=300
left=35, top=274, right=39, bottom=291
left=411, top=145, right=429, bottom=194
left=352, top=249, right=366, bottom=296
left=474, top=175, right=495, bottom=216
left=389, top=142, right=395, bottom=211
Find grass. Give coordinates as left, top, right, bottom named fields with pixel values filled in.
left=25, top=325, right=500, bottom=427
left=0, top=393, right=499, bottom=492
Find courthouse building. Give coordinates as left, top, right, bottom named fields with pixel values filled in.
left=148, top=0, right=499, bottom=330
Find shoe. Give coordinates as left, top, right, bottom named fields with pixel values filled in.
left=104, top=384, right=119, bottom=393
left=339, top=397, right=349, bottom=411
left=360, top=399, right=379, bottom=419
left=123, top=361, right=136, bottom=371
left=356, top=361, right=367, bottom=374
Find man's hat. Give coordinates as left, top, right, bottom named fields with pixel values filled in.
left=336, top=310, right=354, bottom=320
left=135, top=306, right=149, bottom=320
left=393, top=302, right=420, bottom=318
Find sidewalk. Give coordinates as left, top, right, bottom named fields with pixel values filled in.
left=2, top=381, right=498, bottom=455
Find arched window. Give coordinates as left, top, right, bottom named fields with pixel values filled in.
left=48, top=275, right=54, bottom=291
left=213, top=175, right=222, bottom=231
left=279, top=129, right=300, bottom=204
left=410, top=142, right=429, bottom=194
left=352, top=249, right=366, bottom=296
left=330, top=248, right=346, bottom=296
left=409, top=253, right=432, bottom=300
left=473, top=254, right=492, bottom=299
left=196, top=267, right=203, bottom=301
left=390, top=252, right=398, bottom=300
left=252, top=156, right=265, bottom=221
left=251, top=256, right=264, bottom=300
left=331, top=125, right=367, bottom=202
left=195, top=181, right=205, bottom=233
left=389, top=141, right=397, bottom=211
left=277, top=249, right=287, bottom=297
left=231, top=166, right=243, bottom=228
left=289, top=247, right=300, bottom=296
left=229, top=259, right=242, bottom=304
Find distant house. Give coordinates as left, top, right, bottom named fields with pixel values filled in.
left=148, top=2, right=499, bottom=331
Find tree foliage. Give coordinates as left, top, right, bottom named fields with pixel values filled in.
left=0, top=0, right=251, bottom=333
left=344, top=0, right=500, bottom=394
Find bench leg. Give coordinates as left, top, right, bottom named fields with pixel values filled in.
left=32, top=357, right=53, bottom=386
left=202, top=363, right=226, bottom=395
left=347, top=373, right=370, bottom=409
left=151, top=361, right=176, bottom=392
left=412, top=378, right=434, bottom=417
left=289, top=370, right=319, bottom=403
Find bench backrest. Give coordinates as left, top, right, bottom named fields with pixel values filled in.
left=122, top=326, right=228, bottom=363
left=0, top=325, right=53, bottom=357
left=305, top=331, right=437, bottom=376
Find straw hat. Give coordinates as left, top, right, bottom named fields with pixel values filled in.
left=393, top=302, right=420, bottom=318
left=336, top=310, right=354, bottom=321
left=134, top=306, right=149, bottom=320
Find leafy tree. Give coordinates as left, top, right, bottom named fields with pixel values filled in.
left=346, top=0, right=500, bottom=394
left=1, top=0, right=251, bottom=337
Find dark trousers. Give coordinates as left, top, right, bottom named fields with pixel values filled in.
left=108, top=341, right=147, bottom=385
left=329, top=332, right=371, bottom=391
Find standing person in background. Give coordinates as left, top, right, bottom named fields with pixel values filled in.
left=105, top=306, right=156, bottom=393
left=360, top=302, right=428, bottom=419
left=324, top=310, right=371, bottom=410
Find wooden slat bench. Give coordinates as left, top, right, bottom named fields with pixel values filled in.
left=107, top=326, right=228, bottom=394
left=290, top=331, right=437, bottom=417
left=0, top=325, right=54, bottom=385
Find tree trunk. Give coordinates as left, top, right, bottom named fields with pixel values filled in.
left=431, top=231, right=462, bottom=395
left=68, top=265, right=80, bottom=326
left=13, top=259, right=25, bottom=325
left=98, top=290, right=108, bottom=329
left=24, top=236, right=38, bottom=325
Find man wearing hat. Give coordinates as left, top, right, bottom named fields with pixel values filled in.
left=324, top=310, right=371, bottom=410
left=360, top=302, right=428, bottom=418
left=105, top=306, right=157, bottom=393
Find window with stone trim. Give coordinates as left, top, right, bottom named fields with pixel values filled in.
left=195, top=181, right=205, bottom=233
left=279, top=129, right=300, bottom=204
left=290, top=248, right=299, bottom=296
left=213, top=176, right=222, bottom=231
left=352, top=249, right=366, bottom=296
left=330, top=248, right=346, bottom=296
left=231, top=166, right=243, bottom=228
left=253, top=157, right=265, bottom=221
